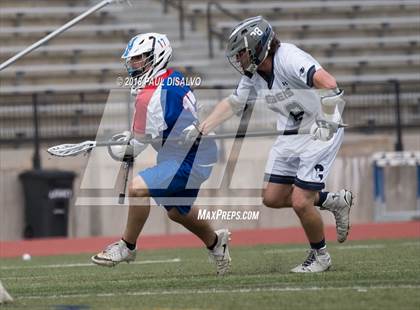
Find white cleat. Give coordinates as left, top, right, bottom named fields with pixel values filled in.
left=208, top=229, right=232, bottom=276
left=321, top=189, right=354, bottom=243
left=291, top=249, right=332, bottom=273
left=91, top=240, right=136, bottom=267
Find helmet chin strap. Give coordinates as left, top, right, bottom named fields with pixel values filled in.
left=245, top=63, right=258, bottom=74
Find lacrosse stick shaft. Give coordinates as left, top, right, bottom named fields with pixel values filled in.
left=85, top=130, right=301, bottom=148
left=203, top=122, right=347, bottom=141
left=201, top=129, right=306, bottom=140
left=47, top=123, right=346, bottom=156
left=153, top=124, right=345, bottom=143
left=118, top=159, right=132, bottom=204
left=0, top=0, right=118, bottom=71
left=100, top=127, right=342, bottom=145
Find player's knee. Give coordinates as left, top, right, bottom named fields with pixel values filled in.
left=291, top=198, right=311, bottom=215
left=263, top=195, right=279, bottom=208
left=262, top=194, right=290, bottom=208
left=128, top=184, right=148, bottom=198
left=128, top=177, right=150, bottom=197
left=167, top=208, right=182, bottom=223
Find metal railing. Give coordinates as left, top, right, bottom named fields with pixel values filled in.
left=206, top=1, right=241, bottom=58
left=0, top=0, right=123, bottom=71
left=1, top=81, right=418, bottom=152
left=162, top=0, right=185, bottom=40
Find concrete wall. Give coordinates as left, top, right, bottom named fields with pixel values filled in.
left=1, top=132, right=419, bottom=241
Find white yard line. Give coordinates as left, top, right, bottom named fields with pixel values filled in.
left=263, top=240, right=420, bottom=255
left=263, top=244, right=386, bottom=254
left=264, top=248, right=309, bottom=254
left=400, top=241, right=420, bottom=247
left=16, top=285, right=420, bottom=300
left=3, top=268, right=417, bottom=282
left=335, top=244, right=386, bottom=250
left=0, top=258, right=181, bottom=270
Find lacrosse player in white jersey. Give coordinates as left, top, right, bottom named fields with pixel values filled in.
left=184, top=16, right=353, bottom=273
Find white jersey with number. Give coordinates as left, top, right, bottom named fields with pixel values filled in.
left=228, top=43, right=344, bottom=189
left=229, top=42, right=342, bottom=132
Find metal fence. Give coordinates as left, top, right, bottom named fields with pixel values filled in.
left=0, top=81, right=419, bottom=148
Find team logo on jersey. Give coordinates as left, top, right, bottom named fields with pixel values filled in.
left=289, top=105, right=304, bottom=123
left=264, top=89, right=294, bottom=113
left=313, top=164, right=324, bottom=181
left=299, top=66, right=305, bottom=76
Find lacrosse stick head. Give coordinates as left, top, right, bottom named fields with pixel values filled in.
left=47, top=141, right=96, bottom=157
left=315, top=119, right=348, bottom=132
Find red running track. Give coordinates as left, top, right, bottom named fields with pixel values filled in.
left=0, top=221, right=419, bottom=258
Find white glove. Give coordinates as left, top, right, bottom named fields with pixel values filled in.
left=107, top=131, right=147, bottom=161
left=319, top=88, right=345, bottom=121
left=310, top=120, right=336, bottom=142
left=182, top=123, right=202, bottom=144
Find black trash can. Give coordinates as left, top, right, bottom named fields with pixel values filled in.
left=19, top=170, right=76, bottom=238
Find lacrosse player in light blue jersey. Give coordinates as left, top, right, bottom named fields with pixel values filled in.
left=91, top=33, right=231, bottom=276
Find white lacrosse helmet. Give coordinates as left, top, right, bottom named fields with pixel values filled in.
left=122, top=33, right=172, bottom=88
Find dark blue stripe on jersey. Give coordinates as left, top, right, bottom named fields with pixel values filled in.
left=295, top=177, right=325, bottom=191
left=257, top=54, right=275, bottom=89
left=264, top=173, right=295, bottom=184
left=306, top=65, right=316, bottom=88
left=244, top=71, right=253, bottom=79
left=157, top=71, right=217, bottom=165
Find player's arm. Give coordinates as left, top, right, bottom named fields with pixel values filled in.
left=313, top=68, right=344, bottom=122
left=198, top=97, right=235, bottom=134
left=198, top=77, right=252, bottom=135
left=313, top=68, right=337, bottom=90
left=182, top=97, right=235, bottom=143
left=183, top=80, right=251, bottom=142
left=308, top=68, right=346, bottom=141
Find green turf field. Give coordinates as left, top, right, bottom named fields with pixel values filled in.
left=1, top=239, right=419, bottom=310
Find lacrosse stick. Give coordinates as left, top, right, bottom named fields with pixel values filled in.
left=0, top=0, right=131, bottom=71
left=47, top=140, right=131, bottom=157
left=118, top=157, right=133, bottom=204
left=47, top=122, right=347, bottom=157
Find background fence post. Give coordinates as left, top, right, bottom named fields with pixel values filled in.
left=32, top=93, right=41, bottom=170
left=392, top=80, right=404, bottom=151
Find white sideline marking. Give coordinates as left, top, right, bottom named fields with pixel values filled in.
left=16, top=285, right=420, bottom=300
left=335, top=244, right=386, bottom=250
left=0, top=258, right=181, bottom=270
left=264, top=248, right=307, bottom=254
left=264, top=240, right=420, bottom=255
left=263, top=244, right=386, bottom=254
left=400, top=241, right=420, bottom=246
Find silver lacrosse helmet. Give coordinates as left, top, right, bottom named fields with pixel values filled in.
left=226, top=16, right=275, bottom=76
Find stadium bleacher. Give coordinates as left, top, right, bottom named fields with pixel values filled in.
left=0, top=0, right=419, bottom=142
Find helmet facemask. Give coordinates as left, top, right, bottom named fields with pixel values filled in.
left=122, top=33, right=173, bottom=90
left=124, top=51, right=155, bottom=87
left=227, top=40, right=259, bottom=76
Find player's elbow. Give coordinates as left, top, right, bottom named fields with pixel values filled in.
left=323, top=78, right=337, bottom=90
left=313, top=69, right=337, bottom=90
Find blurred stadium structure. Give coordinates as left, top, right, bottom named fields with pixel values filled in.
left=0, top=0, right=419, bottom=240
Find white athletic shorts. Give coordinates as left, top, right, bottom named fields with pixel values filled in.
left=264, top=128, right=344, bottom=191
